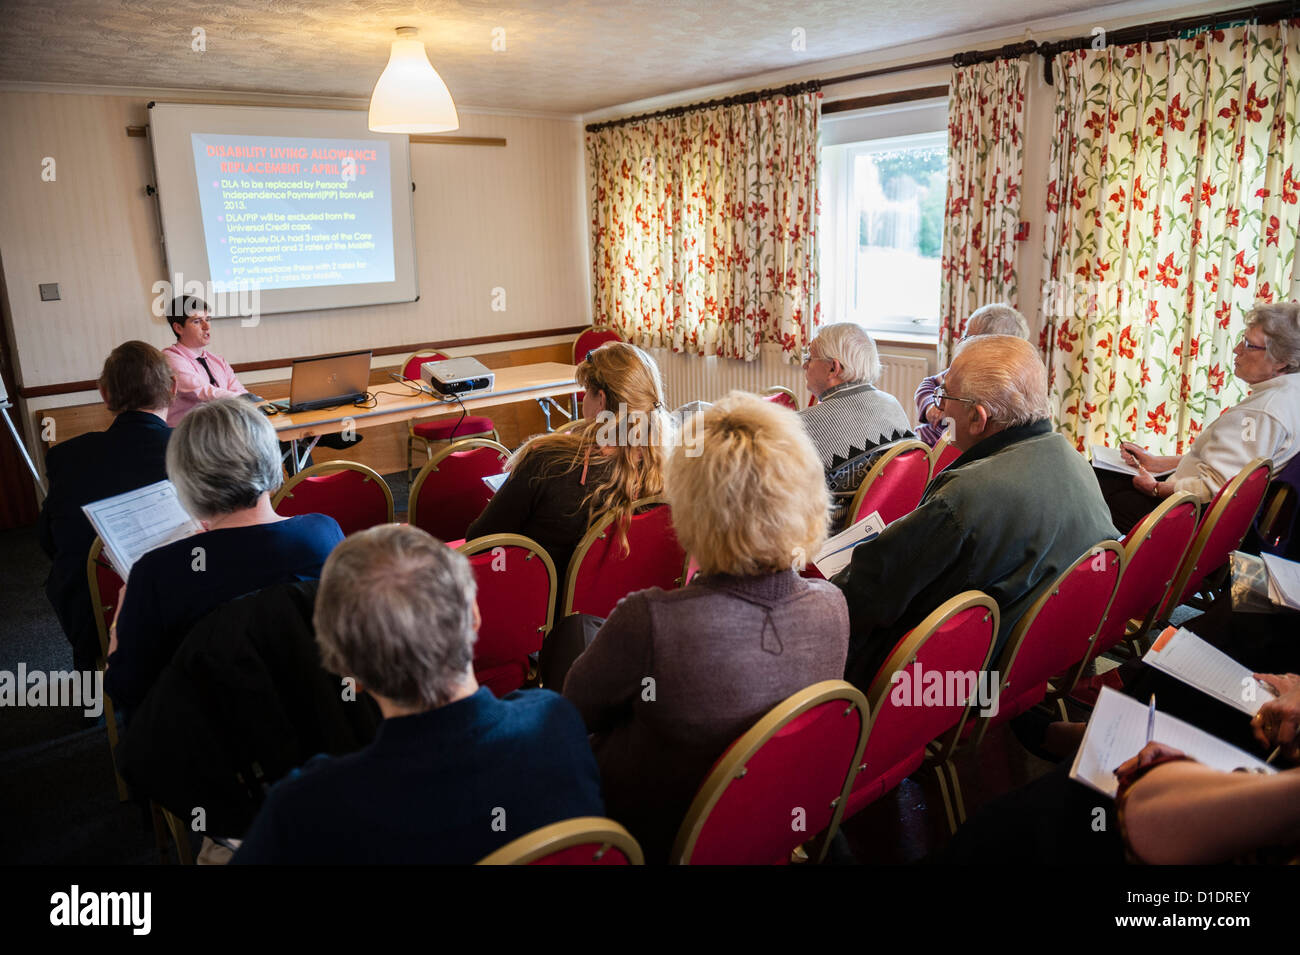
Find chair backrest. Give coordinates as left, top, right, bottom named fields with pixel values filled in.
left=845, top=592, right=999, bottom=819
left=477, top=817, right=643, bottom=865
left=402, top=350, right=449, bottom=381
left=408, top=438, right=512, bottom=542
left=847, top=440, right=932, bottom=526
left=672, top=680, right=869, bottom=865
left=929, top=437, right=961, bottom=480
left=1159, top=458, right=1272, bottom=617
left=86, top=537, right=124, bottom=660
left=458, top=534, right=557, bottom=697
left=996, top=541, right=1124, bottom=711
left=761, top=386, right=799, bottom=411
left=271, top=461, right=394, bottom=537
left=1255, top=453, right=1300, bottom=556
left=1091, top=492, right=1200, bottom=658
left=563, top=497, right=686, bottom=617
left=573, top=328, right=622, bottom=365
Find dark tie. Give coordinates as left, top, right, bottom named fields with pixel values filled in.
left=195, top=355, right=218, bottom=387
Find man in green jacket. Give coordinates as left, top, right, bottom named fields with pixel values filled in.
left=836, top=335, right=1118, bottom=691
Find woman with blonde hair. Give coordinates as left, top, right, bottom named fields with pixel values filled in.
left=562, top=391, right=850, bottom=863
left=466, top=340, right=671, bottom=577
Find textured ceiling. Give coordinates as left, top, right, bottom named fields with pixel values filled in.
left=0, top=0, right=1105, bottom=114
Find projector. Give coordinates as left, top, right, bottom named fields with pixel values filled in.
left=420, top=357, right=495, bottom=397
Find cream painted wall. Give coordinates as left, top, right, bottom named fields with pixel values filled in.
left=0, top=91, right=590, bottom=395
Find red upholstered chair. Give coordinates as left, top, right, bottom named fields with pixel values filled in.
left=971, top=541, right=1124, bottom=744
left=572, top=328, right=623, bottom=410
left=458, top=534, right=557, bottom=697
left=1080, top=491, right=1199, bottom=668
left=846, top=440, right=932, bottom=526
left=87, top=537, right=128, bottom=801
left=477, top=817, right=643, bottom=865
left=271, top=461, right=394, bottom=536
left=671, top=680, right=868, bottom=865
left=761, top=386, right=800, bottom=411
left=402, top=351, right=497, bottom=481
left=408, top=438, right=511, bottom=543
left=1157, top=458, right=1272, bottom=619
left=562, top=497, right=686, bottom=617
left=929, top=436, right=961, bottom=480
left=842, top=592, right=999, bottom=831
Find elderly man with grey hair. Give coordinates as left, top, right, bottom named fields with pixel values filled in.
left=835, top=336, right=1118, bottom=690
left=234, top=524, right=603, bottom=864
left=798, top=322, right=914, bottom=524
left=106, top=397, right=344, bottom=710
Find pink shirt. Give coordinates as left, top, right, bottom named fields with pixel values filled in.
left=163, top=342, right=247, bottom=426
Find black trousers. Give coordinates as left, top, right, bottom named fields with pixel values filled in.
left=1094, top=467, right=1160, bottom=536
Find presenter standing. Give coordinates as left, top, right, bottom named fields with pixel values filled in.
left=162, top=296, right=249, bottom=426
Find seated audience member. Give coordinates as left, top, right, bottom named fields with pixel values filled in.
left=1097, top=301, right=1300, bottom=534
left=38, top=342, right=175, bottom=674
left=234, top=525, right=603, bottom=864
left=162, top=295, right=249, bottom=426
left=835, top=336, right=1118, bottom=690
left=797, top=323, right=913, bottom=526
left=915, top=303, right=1030, bottom=447
left=563, top=392, right=849, bottom=863
left=105, top=397, right=343, bottom=710
left=467, top=340, right=669, bottom=576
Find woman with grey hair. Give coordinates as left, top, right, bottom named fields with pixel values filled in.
left=1102, top=302, right=1300, bottom=535
left=106, top=397, right=344, bottom=710
left=1100, top=301, right=1300, bottom=533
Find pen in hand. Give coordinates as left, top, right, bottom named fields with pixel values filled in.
left=1145, top=694, right=1156, bottom=744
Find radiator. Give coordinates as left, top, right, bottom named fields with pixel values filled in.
left=648, top=346, right=931, bottom=425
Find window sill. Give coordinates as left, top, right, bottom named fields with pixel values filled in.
left=869, top=331, right=939, bottom=350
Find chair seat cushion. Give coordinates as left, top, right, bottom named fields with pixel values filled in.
left=413, top=416, right=495, bottom=440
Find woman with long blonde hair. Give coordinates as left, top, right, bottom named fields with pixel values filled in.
left=466, top=340, right=671, bottom=578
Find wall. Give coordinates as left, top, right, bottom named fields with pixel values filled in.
left=0, top=89, right=590, bottom=401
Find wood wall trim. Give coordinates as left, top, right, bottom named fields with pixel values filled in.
left=821, top=85, right=949, bottom=114
left=18, top=324, right=590, bottom=399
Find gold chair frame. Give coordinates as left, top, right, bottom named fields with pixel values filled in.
left=477, top=816, right=644, bottom=865
left=761, top=385, right=801, bottom=410
left=270, top=460, right=395, bottom=525
left=86, top=537, right=128, bottom=802
left=845, top=439, right=932, bottom=526
left=458, top=532, right=559, bottom=650
left=561, top=495, right=675, bottom=617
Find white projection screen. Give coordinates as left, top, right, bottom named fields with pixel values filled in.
left=149, top=103, right=419, bottom=317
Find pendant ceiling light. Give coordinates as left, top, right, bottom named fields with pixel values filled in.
left=368, top=26, right=459, bottom=133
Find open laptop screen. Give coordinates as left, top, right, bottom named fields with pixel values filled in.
left=285, top=350, right=372, bottom=412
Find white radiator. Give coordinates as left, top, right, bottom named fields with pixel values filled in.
left=648, top=346, right=931, bottom=424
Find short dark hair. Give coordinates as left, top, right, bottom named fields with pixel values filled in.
left=167, top=295, right=209, bottom=339
left=99, top=341, right=173, bottom=413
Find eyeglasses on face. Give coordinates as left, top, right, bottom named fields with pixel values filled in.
left=1235, top=331, right=1268, bottom=352
left=933, top=387, right=978, bottom=407
left=801, top=349, right=831, bottom=367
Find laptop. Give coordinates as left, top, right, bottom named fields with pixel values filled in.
left=271, top=350, right=372, bottom=413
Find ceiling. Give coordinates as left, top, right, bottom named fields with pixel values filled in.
left=1, top=0, right=1113, bottom=114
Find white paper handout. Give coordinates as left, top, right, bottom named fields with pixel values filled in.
left=1261, top=553, right=1300, bottom=611
left=1090, top=444, right=1173, bottom=478
left=481, top=472, right=509, bottom=494
left=813, top=511, right=887, bottom=578
left=1143, top=626, right=1277, bottom=716
left=1069, top=686, right=1276, bottom=798
left=82, top=480, right=202, bottom=578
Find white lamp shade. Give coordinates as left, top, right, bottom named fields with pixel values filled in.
left=368, top=36, right=459, bottom=133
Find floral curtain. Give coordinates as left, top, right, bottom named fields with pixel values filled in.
left=939, top=59, right=1029, bottom=363
left=586, top=88, right=821, bottom=362
left=1041, top=22, right=1300, bottom=455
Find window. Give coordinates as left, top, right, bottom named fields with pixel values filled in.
left=820, top=111, right=948, bottom=338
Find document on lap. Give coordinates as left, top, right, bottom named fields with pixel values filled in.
left=1069, top=687, right=1276, bottom=798
left=481, top=472, right=509, bottom=494
left=82, top=480, right=203, bottom=578
left=813, top=511, right=886, bottom=578
left=1143, top=626, right=1278, bottom=716
left=1089, top=444, right=1173, bottom=478
left=1260, top=553, right=1300, bottom=610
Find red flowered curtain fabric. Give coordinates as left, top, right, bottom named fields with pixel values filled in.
left=1041, top=22, right=1300, bottom=455
left=586, top=88, right=821, bottom=362
left=939, top=59, right=1029, bottom=364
